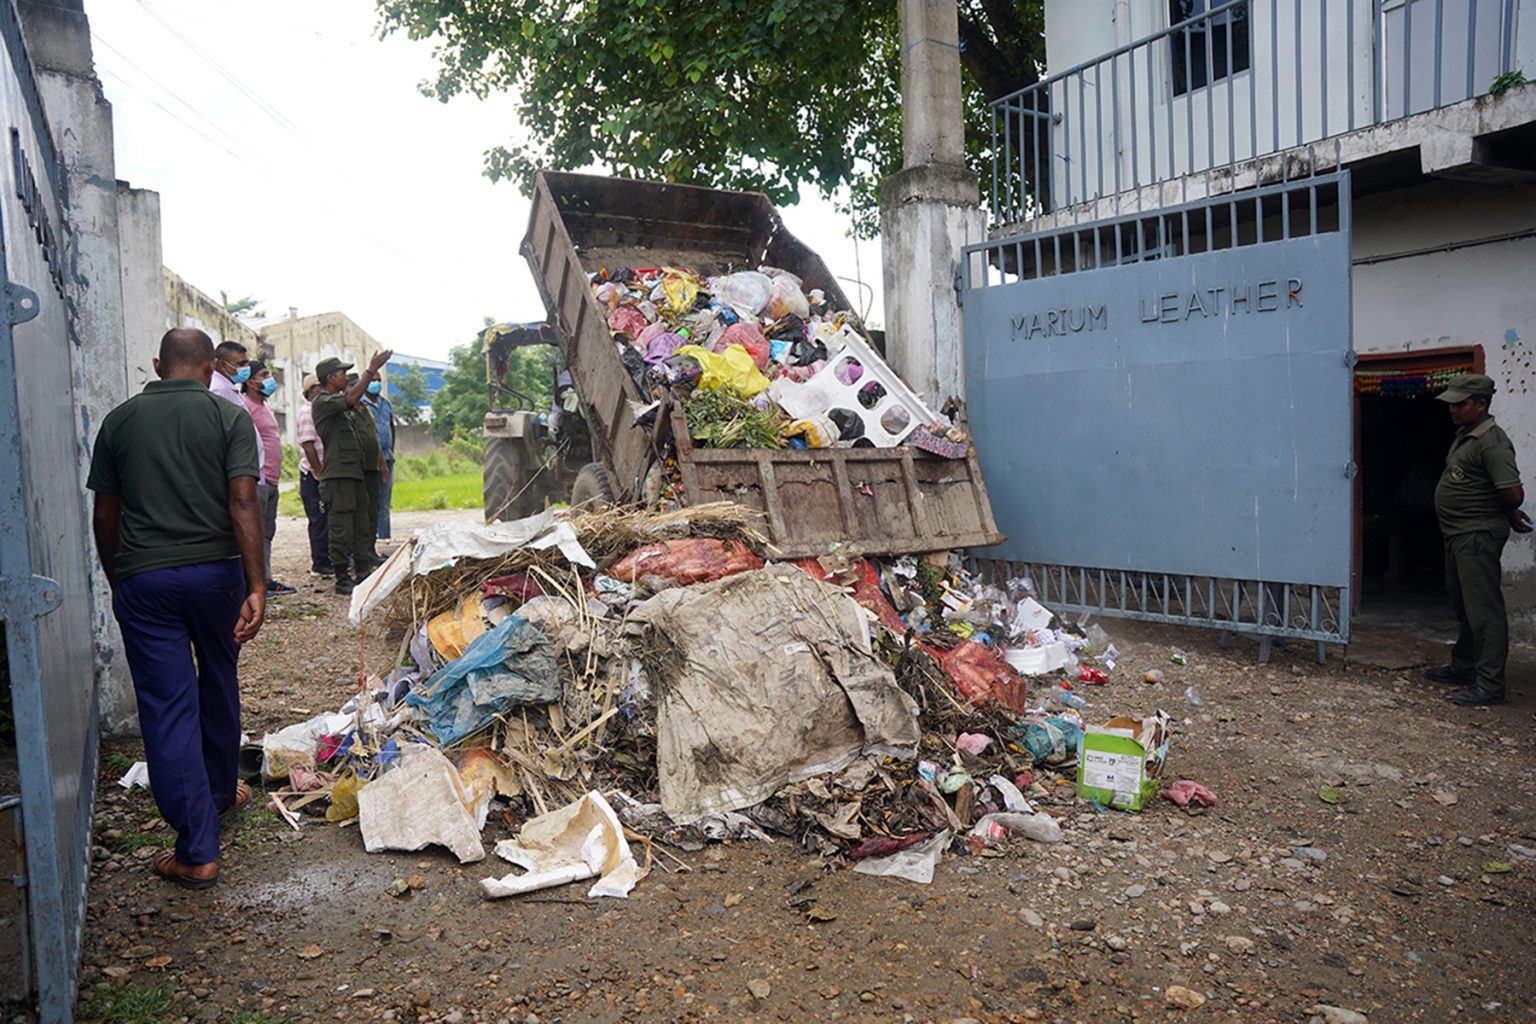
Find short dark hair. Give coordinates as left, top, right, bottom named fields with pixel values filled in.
left=248, top=359, right=267, bottom=374
left=158, top=328, right=214, bottom=370
left=215, top=340, right=248, bottom=362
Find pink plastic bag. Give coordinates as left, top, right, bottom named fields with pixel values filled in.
left=608, top=305, right=650, bottom=340
left=713, top=322, right=770, bottom=370
left=1162, top=780, right=1219, bottom=808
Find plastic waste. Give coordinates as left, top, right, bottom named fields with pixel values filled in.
left=609, top=539, right=764, bottom=587
left=673, top=344, right=768, bottom=397
left=850, top=829, right=951, bottom=884
left=712, top=322, right=770, bottom=370
left=1062, top=690, right=1089, bottom=710
left=955, top=733, right=993, bottom=756
left=1144, top=669, right=1165, bottom=684
left=760, top=266, right=810, bottom=320
left=658, top=268, right=702, bottom=314
left=607, top=305, right=650, bottom=339
left=1162, top=780, right=1219, bottom=807
left=405, top=616, right=559, bottom=746
left=708, top=271, right=773, bottom=317
left=968, top=811, right=1063, bottom=844
left=481, top=791, right=642, bottom=900
left=644, top=331, right=687, bottom=365
left=986, top=773, right=1031, bottom=812
left=1183, top=685, right=1205, bottom=707
left=1014, top=716, right=1082, bottom=766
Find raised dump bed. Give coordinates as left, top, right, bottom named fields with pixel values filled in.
left=520, top=169, right=1003, bottom=558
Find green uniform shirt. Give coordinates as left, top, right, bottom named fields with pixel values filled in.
left=86, top=378, right=261, bottom=580
left=1434, top=416, right=1521, bottom=538
left=352, top=403, right=383, bottom=471
left=312, top=391, right=378, bottom=480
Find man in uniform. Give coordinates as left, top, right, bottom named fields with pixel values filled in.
left=87, top=328, right=266, bottom=887
left=1424, top=373, right=1530, bottom=706
left=313, top=351, right=391, bottom=594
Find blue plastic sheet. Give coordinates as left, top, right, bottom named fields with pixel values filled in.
left=406, top=615, right=558, bottom=745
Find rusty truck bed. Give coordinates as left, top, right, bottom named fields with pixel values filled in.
left=520, top=169, right=1003, bottom=557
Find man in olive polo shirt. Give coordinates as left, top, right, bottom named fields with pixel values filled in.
left=313, top=350, right=392, bottom=594
left=1423, top=373, right=1530, bottom=706
left=87, top=328, right=267, bottom=888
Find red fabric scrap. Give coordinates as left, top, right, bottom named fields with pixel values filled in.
left=844, top=832, right=933, bottom=860
left=1161, top=780, right=1219, bottom=808
left=793, top=558, right=908, bottom=635
left=608, top=539, right=763, bottom=587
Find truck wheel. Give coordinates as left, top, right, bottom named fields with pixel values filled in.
left=483, top=437, right=525, bottom=522
left=570, top=462, right=616, bottom=510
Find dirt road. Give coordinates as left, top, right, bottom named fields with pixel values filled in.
left=78, top=512, right=1536, bottom=1023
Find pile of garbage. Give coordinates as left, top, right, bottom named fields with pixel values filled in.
left=593, top=265, right=973, bottom=457
left=244, top=504, right=1180, bottom=898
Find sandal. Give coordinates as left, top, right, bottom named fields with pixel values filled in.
left=219, top=779, right=252, bottom=822
left=151, top=849, right=219, bottom=890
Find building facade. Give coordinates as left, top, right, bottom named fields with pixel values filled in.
left=259, top=310, right=386, bottom=443
left=966, top=0, right=1535, bottom=646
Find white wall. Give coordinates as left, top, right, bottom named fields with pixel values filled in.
left=116, top=184, right=164, bottom=393
left=1038, top=0, right=1512, bottom=209
left=1353, top=179, right=1536, bottom=634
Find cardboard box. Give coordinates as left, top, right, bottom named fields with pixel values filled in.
left=1075, top=713, right=1169, bottom=811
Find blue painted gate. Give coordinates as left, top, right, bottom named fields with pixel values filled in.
left=962, top=173, right=1353, bottom=647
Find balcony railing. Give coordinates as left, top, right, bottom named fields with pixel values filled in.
left=990, top=0, right=1520, bottom=225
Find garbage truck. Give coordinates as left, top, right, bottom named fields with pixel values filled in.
left=485, top=169, right=1003, bottom=559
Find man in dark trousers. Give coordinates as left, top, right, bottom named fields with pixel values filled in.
left=313, top=350, right=392, bottom=594
left=1424, top=374, right=1530, bottom=706
left=87, top=328, right=266, bottom=888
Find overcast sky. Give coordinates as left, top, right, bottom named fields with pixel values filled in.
left=87, top=0, right=883, bottom=363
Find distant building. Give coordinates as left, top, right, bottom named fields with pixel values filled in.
left=259, top=311, right=386, bottom=443
left=387, top=353, right=450, bottom=422
left=163, top=267, right=261, bottom=356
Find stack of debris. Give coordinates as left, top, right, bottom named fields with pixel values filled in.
left=248, top=503, right=1165, bottom=897
left=595, top=265, right=972, bottom=459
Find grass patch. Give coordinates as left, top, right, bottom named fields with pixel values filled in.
left=78, top=982, right=174, bottom=1023
left=103, top=750, right=139, bottom=778
left=110, top=829, right=172, bottom=854
left=278, top=487, right=303, bottom=518
left=230, top=1011, right=289, bottom=1024
left=392, top=471, right=483, bottom=512
left=270, top=600, right=326, bottom=622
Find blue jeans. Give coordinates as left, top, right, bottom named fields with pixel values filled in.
left=113, top=559, right=245, bottom=865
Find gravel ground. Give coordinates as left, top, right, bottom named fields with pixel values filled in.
left=77, top=511, right=1536, bottom=1024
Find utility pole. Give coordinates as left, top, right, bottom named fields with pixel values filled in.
left=879, top=0, right=986, bottom=405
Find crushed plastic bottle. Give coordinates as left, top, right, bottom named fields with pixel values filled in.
left=1183, top=685, right=1204, bottom=707
left=1061, top=690, right=1089, bottom=710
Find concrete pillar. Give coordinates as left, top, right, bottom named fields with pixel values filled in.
left=18, top=0, right=139, bottom=735
left=880, top=0, right=986, bottom=406
left=116, top=185, right=167, bottom=394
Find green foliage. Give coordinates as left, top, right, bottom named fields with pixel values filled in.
left=444, top=429, right=487, bottom=465
left=219, top=290, right=265, bottom=319
left=1490, top=69, right=1528, bottom=94
left=280, top=442, right=300, bottom=483
left=684, top=388, right=782, bottom=448
left=392, top=362, right=432, bottom=425
left=374, top=1, right=1044, bottom=235
left=391, top=472, right=483, bottom=511
left=430, top=332, right=554, bottom=441
left=395, top=447, right=481, bottom=482
left=78, top=983, right=175, bottom=1023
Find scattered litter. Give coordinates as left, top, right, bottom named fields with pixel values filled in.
left=357, top=746, right=489, bottom=864
left=1162, top=780, right=1220, bottom=808
left=851, top=830, right=951, bottom=884
left=116, top=762, right=151, bottom=791
left=481, top=791, right=642, bottom=900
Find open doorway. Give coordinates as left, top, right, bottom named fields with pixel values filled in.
left=1353, top=347, right=1483, bottom=624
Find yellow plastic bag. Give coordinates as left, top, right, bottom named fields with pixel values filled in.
left=326, top=771, right=365, bottom=822
left=675, top=344, right=769, bottom=397
left=659, top=268, right=702, bottom=315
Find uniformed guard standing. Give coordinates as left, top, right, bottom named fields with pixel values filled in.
left=313, top=351, right=392, bottom=594
left=1424, top=373, right=1531, bottom=706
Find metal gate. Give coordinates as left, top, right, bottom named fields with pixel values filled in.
left=0, top=4, right=98, bottom=1020
left=962, top=172, right=1353, bottom=650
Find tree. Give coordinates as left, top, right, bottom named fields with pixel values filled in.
left=374, top=1, right=1044, bottom=234
left=220, top=290, right=266, bottom=319
left=429, top=328, right=556, bottom=441
left=392, top=362, right=431, bottom=425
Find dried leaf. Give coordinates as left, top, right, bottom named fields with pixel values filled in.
left=723, top=893, right=742, bottom=908
left=144, top=956, right=172, bottom=969
left=296, top=945, right=324, bottom=960
left=805, top=906, right=837, bottom=922
left=1482, top=861, right=1513, bottom=874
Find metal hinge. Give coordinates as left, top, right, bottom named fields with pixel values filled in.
left=0, top=574, right=63, bottom=620
left=953, top=265, right=966, bottom=305
left=4, top=281, right=38, bottom=326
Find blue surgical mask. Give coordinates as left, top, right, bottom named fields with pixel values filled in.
left=230, top=364, right=252, bottom=385
left=259, top=378, right=277, bottom=397
left=367, top=381, right=382, bottom=396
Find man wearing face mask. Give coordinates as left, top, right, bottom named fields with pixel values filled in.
left=241, top=361, right=294, bottom=595
left=210, top=340, right=264, bottom=482
left=362, top=372, right=397, bottom=551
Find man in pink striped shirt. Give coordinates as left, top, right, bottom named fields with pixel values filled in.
left=295, top=373, right=329, bottom=576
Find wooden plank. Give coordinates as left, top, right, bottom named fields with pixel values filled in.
left=899, top=450, right=927, bottom=539
left=829, top=455, right=857, bottom=536
left=753, top=453, right=790, bottom=544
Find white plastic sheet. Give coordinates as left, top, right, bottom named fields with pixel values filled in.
left=349, top=510, right=595, bottom=626
left=356, top=746, right=489, bottom=864
left=481, top=791, right=642, bottom=900
left=851, top=830, right=951, bottom=884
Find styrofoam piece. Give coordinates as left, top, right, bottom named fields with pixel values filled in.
left=768, top=326, right=943, bottom=447
left=1004, top=642, right=1073, bottom=676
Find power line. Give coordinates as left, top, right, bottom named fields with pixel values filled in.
left=97, top=67, right=252, bottom=165
left=93, top=32, right=250, bottom=155
left=134, top=0, right=306, bottom=140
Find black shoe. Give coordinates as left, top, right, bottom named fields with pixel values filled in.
left=1450, top=685, right=1506, bottom=707
left=335, top=573, right=356, bottom=596
left=1424, top=665, right=1473, bottom=686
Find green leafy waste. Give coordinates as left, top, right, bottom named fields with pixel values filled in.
left=684, top=389, right=782, bottom=449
